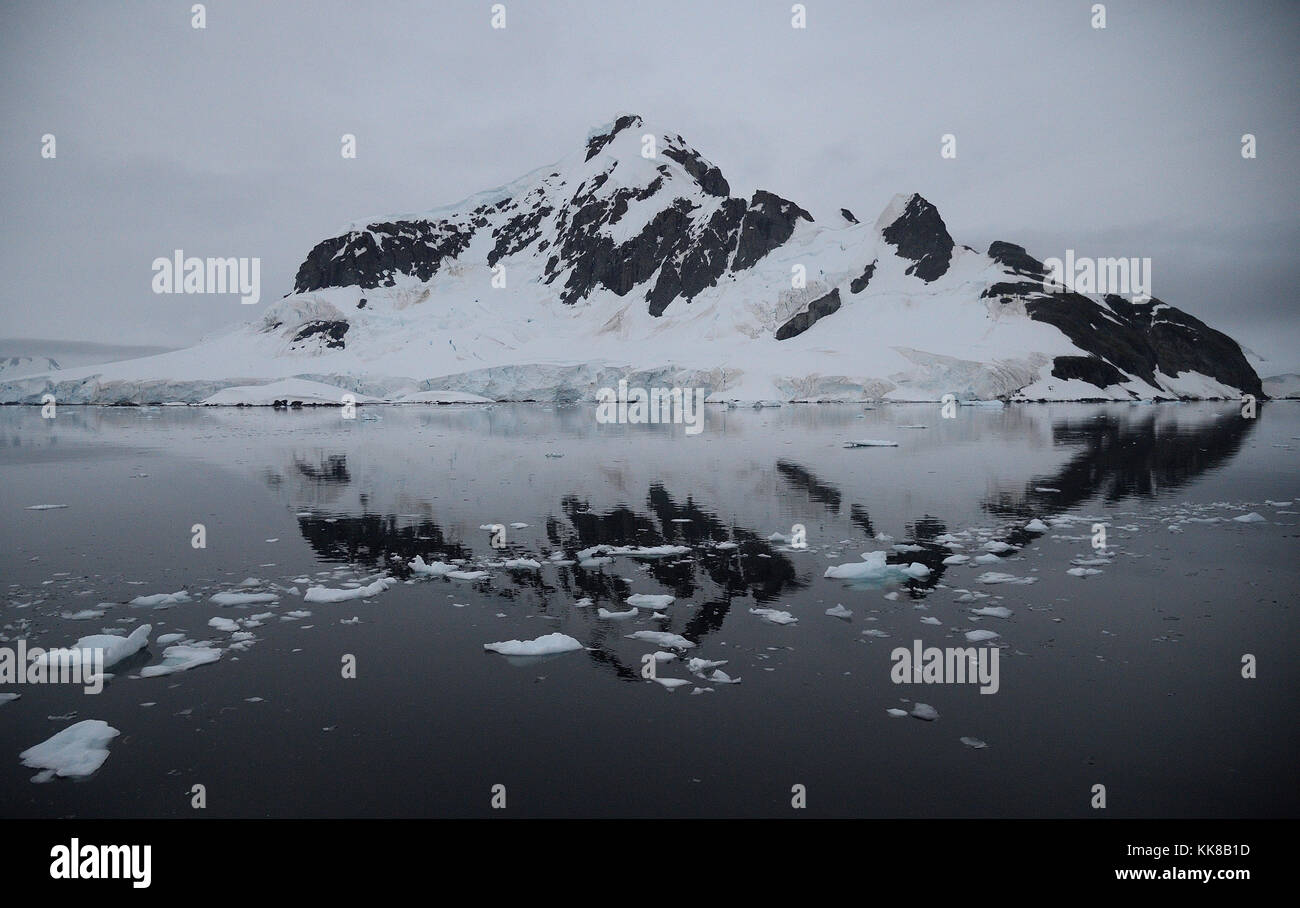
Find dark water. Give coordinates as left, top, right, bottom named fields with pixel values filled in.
left=1, top=402, right=1296, bottom=817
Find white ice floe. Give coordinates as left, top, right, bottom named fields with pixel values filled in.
left=885, top=708, right=908, bottom=717
left=60, top=609, right=105, bottom=620
left=410, top=556, right=456, bottom=576
left=976, top=572, right=1037, bottom=585
left=598, top=605, right=638, bottom=619
left=483, top=633, right=583, bottom=656
left=573, top=597, right=593, bottom=608
left=208, top=617, right=240, bottom=632
left=503, top=558, right=542, bottom=570
left=750, top=608, right=797, bottom=625
left=211, top=591, right=279, bottom=606
left=139, top=644, right=221, bottom=678
left=626, top=631, right=695, bottom=649
left=1232, top=512, right=1266, bottom=523
left=686, top=658, right=728, bottom=674
left=942, top=554, right=970, bottom=565
left=861, top=628, right=891, bottom=638
left=40, top=624, right=152, bottom=671
left=1066, top=567, right=1102, bottom=577
left=964, top=629, right=1000, bottom=643
left=155, top=632, right=184, bottom=644
left=825, top=551, right=929, bottom=582
left=20, top=720, right=120, bottom=781
left=844, top=440, right=899, bottom=447
left=24, top=504, right=69, bottom=511
left=910, top=703, right=939, bottom=721
left=304, top=577, right=395, bottom=602
left=825, top=604, right=853, bottom=618
left=920, top=616, right=942, bottom=625
left=960, top=736, right=988, bottom=749
left=627, top=593, right=675, bottom=610
left=984, top=541, right=1019, bottom=554
left=970, top=606, right=1013, bottom=619
left=652, top=651, right=676, bottom=663
left=1024, top=519, right=1049, bottom=533
left=708, top=669, right=741, bottom=684
left=652, top=677, right=691, bottom=690
left=129, top=591, right=191, bottom=608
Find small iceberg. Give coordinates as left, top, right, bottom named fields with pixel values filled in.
left=20, top=720, right=120, bottom=781
left=483, top=633, right=583, bottom=656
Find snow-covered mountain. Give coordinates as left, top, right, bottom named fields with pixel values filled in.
left=0, top=114, right=1263, bottom=405
left=0, top=355, right=60, bottom=380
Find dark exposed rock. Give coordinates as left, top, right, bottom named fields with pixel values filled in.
left=849, top=260, right=877, bottom=294
left=776, top=288, right=841, bottom=340
left=987, top=241, right=1045, bottom=278
left=584, top=115, right=642, bottom=161
left=733, top=191, right=813, bottom=272
left=292, top=320, right=350, bottom=349
left=661, top=146, right=730, bottom=197
left=882, top=194, right=953, bottom=282
left=293, top=221, right=474, bottom=293
left=841, top=208, right=858, bottom=224
left=1050, top=355, right=1127, bottom=388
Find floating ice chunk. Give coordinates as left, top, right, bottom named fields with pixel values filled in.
left=715, top=541, right=739, bottom=550
left=825, top=551, right=926, bottom=582
left=627, top=593, right=675, bottom=610
left=973, top=553, right=1002, bottom=564
left=964, top=629, right=1000, bottom=642
left=984, top=541, right=1018, bottom=554
left=139, top=644, right=221, bottom=677
left=304, top=577, right=395, bottom=602
left=960, top=736, right=988, bottom=749
left=573, top=597, right=593, bottom=608
left=893, top=544, right=925, bottom=553
left=825, top=604, right=853, bottom=618
left=942, top=554, right=970, bottom=565
left=598, top=605, right=638, bottom=619
left=578, top=557, right=613, bottom=568
left=861, top=628, right=891, bottom=638
left=237, top=577, right=262, bottom=587
left=686, top=658, right=728, bottom=674
left=61, top=609, right=105, bottom=620
left=208, top=617, right=240, bottom=632
left=0, top=693, right=19, bottom=705
left=626, top=631, right=695, bottom=649
left=844, top=440, right=898, bottom=448
left=410, top=556, right=456, bottom=576
left=708, top=669, right=741, bottom=684
left=976, top=572, right=1037, bottom=585
left=211, top=591, right=279, bottom=606
left=285, top=610, right=311, bottom=618
left=48, top=624, right=152, bottom=670
left=1024, top=519, right=1049, bottom=533
left=1066, top=567, right=1102, bottom=577
left=750, top=608, right=797, bottom=625
left=897, top=425, right=927, bottom=429
left=652, top=651, right=676, bottom=663
left=885, top=708, right=908, bottom=717
left=129, top=591, right=191, bottom=608
left=614, top=545, right=690, bottom=558
left=483, top=633, right=583, bottom=656
left=920, top=616, right=942, bottom=625
left=1034, top=487, right=1060, bottom=493
left=1265, top=500, right=1292, bottom=507
left=156, top=632, right=184, bottom=644
left=1071, top=556, right=1112, bottom=566
left=910, top=703, right=939, bottom=721
left=509, top=522, right=530, bottom=529
left=970, top=606, right=1012, bottom=619
left=20, top=720, right=119, bottom=781
left=652, top=678, right=691, bottom=690
left=503, top=559, right=542, bottom=570
left=25, top=504, right=69, bottom=511
left=1232, top=512, right=1266, bottom=523
left=447, top=570, right=489, bottom=581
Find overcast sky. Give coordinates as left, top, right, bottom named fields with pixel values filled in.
left=2, top=0, right=1297, bottom=371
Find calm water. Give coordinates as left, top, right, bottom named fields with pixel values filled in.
left=1, top=402, right=1297, bottom=817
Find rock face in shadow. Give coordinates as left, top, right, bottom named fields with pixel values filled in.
left=776, top=289, right=842, bottom=340
left=881, top=194, right=953, bottom=282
